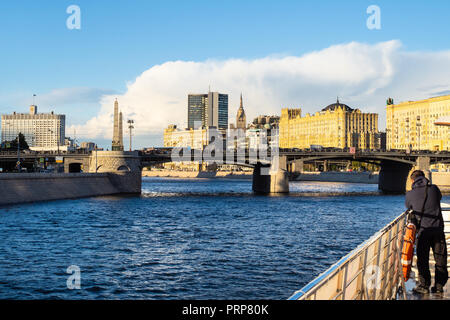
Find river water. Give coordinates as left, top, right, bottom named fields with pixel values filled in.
left=1, top=177, right=448, bottom=300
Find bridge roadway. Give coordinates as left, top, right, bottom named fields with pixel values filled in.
left=1, top=150, right=449, bottom=194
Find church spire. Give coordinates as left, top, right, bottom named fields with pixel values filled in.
left=236, top=93, right=246, bottom=129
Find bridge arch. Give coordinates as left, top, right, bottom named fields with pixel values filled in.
left=68, top=163, right=82, bottom=173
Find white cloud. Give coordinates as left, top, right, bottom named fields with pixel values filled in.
left=68, top=40, right=450, bottom=147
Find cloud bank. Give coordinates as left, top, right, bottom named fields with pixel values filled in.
left=68, top=40, right=450, bottom=146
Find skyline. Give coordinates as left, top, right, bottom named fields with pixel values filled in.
left=1, top=1, right=450, bottom=149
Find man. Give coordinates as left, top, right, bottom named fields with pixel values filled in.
left=405, top=170, right=448, bottom=294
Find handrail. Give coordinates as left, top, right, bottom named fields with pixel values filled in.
left=290, top=203, right=450, bottom=300
left=289, top=211, right=408, bottom=300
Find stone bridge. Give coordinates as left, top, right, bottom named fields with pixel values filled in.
left=32, top=149, right=450, bottom=195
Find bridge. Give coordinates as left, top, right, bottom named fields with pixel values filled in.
left=1, top=149, right=449, bottom=194
left=139, top=149, right=450, bottom=193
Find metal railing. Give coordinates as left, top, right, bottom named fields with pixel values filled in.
left=289, top=211, right=409, bottom=300
left=290, top=203, right=450, bottom=300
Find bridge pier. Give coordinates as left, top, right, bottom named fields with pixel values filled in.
left=405, top=157, right=432, bottom=192
left=252, top=160, right=289, bottom=194
left=88, top=151, right=142, bottom=194
left=378, top=157, right=432, bottom=194
left=292, top=159, right=304, bottom=173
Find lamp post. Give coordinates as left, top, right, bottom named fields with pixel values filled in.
left=128, top=119, right=134, bottom=152
left=16, top=134, right=21, bottom=172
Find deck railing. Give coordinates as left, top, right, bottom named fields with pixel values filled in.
left=289, top=211, right=409, bottom=300
left=289, top=203, right=450, bottom=300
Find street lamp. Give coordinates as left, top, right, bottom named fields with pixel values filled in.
left=128, top=119, right=134, bottom=152
left=16, top=134, right=21, bottom=172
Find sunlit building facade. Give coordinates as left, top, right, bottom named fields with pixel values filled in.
left=279, top=100, right=380, bottom=150
left=386, top=95, right=450, bottom=151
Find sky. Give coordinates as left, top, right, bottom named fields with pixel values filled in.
left=1, top=0, right=450, bottom=149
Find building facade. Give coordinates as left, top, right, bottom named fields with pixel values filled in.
left=188, top=92, right=228, bottom=130
left=163, top=125, right=209, bottom=149
left=279, top=100, right=380, bottom=150
left=386, top=95, right=450, bottom=151
left=1, top=105, right=65, bottom=151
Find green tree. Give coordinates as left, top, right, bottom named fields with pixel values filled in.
left=4, top=133, right=29, bottom=150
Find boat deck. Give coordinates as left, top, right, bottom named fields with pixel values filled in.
left=406, top=204, right=450, bottom=300
left=405, top=236, right=450, bottom=300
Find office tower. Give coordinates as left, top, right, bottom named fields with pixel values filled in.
left=188, top=91, right=228, bottom=130
left=1, top=105, right=65, bottom=151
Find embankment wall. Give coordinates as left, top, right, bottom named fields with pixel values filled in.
left=0, top=172, right=139, bottom=206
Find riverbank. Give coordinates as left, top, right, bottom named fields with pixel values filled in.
left=294, top=171, right=379, bottom=184
left=142, top=170, right=252, bottom=179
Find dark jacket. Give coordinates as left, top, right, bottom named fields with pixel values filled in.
left=405, top=176, right=443, bottom=231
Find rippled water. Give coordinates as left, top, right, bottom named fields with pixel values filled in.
left=1, top=177, right=448, bottom=300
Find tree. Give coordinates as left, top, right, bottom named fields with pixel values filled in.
left=3, top=133, right=30, bottom=150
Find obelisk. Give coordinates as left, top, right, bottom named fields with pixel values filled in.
left=112, top=99, right=124, bottom=151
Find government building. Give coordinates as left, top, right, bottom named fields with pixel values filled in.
left=1, top=105, right=66, bottom=151
left=279, top=100, right=381, bottom=150
left=386, top=95, right=450, bottom=151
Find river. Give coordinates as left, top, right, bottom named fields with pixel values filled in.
left=1, top=177, right=448, bottom=299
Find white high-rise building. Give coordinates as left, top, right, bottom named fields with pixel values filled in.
left=1, top=105, right=65, bottom=151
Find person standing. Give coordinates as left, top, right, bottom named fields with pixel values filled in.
left=405, top=170, right=448, bottom=294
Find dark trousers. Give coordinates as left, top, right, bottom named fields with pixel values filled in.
left=416, top=228, right=448, bottom=287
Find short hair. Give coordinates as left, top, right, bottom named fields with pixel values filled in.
left=410, top=170, right=425, bottom=181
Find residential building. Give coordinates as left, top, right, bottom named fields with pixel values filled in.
left=386, top=95, right=450, bottom=151
left=279, top=99, right=380, bottom=150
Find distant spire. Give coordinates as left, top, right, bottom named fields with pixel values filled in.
left=240, top=93, right=243, bottom=109
left=337, top=96, right=340, bottom=104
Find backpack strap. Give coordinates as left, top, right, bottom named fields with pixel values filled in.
left=416, top=184, right=429, bottom=231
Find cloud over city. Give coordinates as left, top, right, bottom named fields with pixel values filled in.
left=68, top=40, right=450, bottom=146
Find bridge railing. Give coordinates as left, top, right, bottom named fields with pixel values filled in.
left=289, top=211, right=409, bottom=300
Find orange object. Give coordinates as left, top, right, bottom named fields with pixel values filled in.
left=401, top=223, right=416, bottom=281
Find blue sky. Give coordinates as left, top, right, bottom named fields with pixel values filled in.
left=1, top=0, right=449, bottom=148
